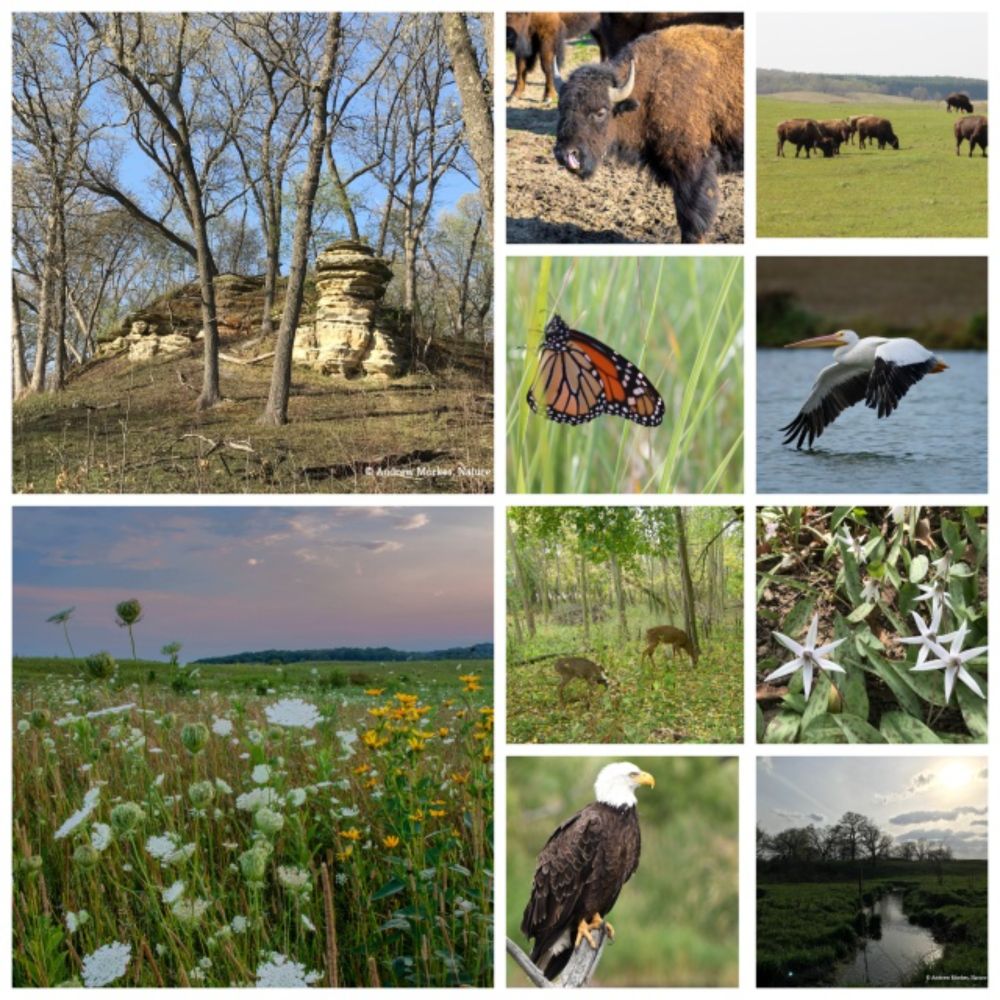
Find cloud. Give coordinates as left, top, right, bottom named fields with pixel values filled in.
left=774, top=808, right=826, bottom=824
left=875, top=768, right=936, bottom=804
left=396, top=513, right=429, bottom=531
left=890, top=806, right=987, bottom=825
left=247, top=558, right=259, bottom=566
left=894, top=828, right=988, bottom=858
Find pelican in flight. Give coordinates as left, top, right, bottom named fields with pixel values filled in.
left=780, top=330, right=948, bottom=449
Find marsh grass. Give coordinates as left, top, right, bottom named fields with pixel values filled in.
left=506, top=256, right=744, bottom=493
left=12, top=664, right=493, bottom=987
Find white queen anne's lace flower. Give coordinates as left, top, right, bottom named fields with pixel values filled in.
left=255, top=953, right=320, bottom=988
left=212, top=718, right=234, bottom=737
left=81, top=941, right=131, bottom=987
left=54, top=787, right=101, bottom=841
left=265, top=698, right=322, bottom=730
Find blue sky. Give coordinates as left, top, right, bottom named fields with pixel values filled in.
left=758, top=756, right=988, bottom=859
left=758, top=13, right=987, bottom=78
left=13, top=507, right=492, bottom=660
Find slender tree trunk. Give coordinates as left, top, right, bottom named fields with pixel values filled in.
left=261, top=221, right=280, bottom=337
left=12, top=276, right=29, bottom=398
left=579, top=551, right=590, bottom=641
left=610, top=554, right=627, bottom=638
left=509, top=531, right=535, bottom=639
left=51, top=202, right=67, bottom=391
left=261, top=13, right=341, bottom=426
left=675, top=507, right=699, bottom=658
left=29, top=206, right=60, bottom=393
left=190, top=208, right=222, bottom=410
left=440, top=13, right=493, bottom=242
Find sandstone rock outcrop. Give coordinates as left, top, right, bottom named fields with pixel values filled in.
left=292, top=240, right=407, bottom=377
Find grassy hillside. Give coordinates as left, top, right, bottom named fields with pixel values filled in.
left=13, top=345, right=492, bottom=494
left=758, top=97, right=987, bottom=237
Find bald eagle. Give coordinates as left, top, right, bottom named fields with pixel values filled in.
left=521, top=761, right=655, bottom=980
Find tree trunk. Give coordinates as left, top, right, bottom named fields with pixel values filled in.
left=261, top=14, right=341, bottom=426
left=12, top=276, right=29, bottom=398
left=440, top=13, right=493, bottom=242
left=675, top=508, right=699, bottom=658
left=261, top=221, right=280, bottom=338
left=51, top=201, right=67, bottom=391
left=191, top=210, right=222, bottom=410
left=29, top=206, right=60, bottom=393
left=610, top=554, right=627, bottom=638
left=579, top=551, right=590, bottom=641
left=509, top=531, right=536, bottom=639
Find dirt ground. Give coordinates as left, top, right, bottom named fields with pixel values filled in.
left=505, top=50, right=744, bottom=245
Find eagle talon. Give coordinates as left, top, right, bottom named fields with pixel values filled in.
left=575, top=913, right=606, bottom=950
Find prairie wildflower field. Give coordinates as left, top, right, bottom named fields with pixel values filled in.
left=12, top=659, right=493, bottom=987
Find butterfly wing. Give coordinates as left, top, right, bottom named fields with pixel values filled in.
left=566, top=328, right=665, bottom=427
left=527, top=342, right=608, bottom=424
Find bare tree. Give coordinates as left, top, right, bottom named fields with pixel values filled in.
left=260, top=14, right=342, bottom=426
left=440, top=13, right=493, bottom=242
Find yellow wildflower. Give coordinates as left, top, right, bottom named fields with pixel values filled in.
left=365, top=688, right=385, bottom=696
left=429, top=809, right=446, bottom=819
left=340, top=827, right=362, bottom=841
left=337, top=845, right=354, bottom=861
left=382, top=835, right=400, bottom=849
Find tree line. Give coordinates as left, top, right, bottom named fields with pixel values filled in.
left=758, top=68, right=987, bottom=101
left=758, top=811, right=954, bottom=866
left=13, top=12, right=493, bottom=421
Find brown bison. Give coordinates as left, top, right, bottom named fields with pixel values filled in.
left=846, top=115, right=869, bottom=144
left=553, top=25, right=743, bottom=243
left=816, top=119, right=852, bottom=154
left=506, top=13, right=603, bottom=103
left=597, top=12, right=743, bottom=58
left=945, top=92, right=974, bottom=113
left=955, top=115, right=987, bottom=157
left=857, top=116, right=899, bottom=150
left=776, top=119, right=835, bottom=158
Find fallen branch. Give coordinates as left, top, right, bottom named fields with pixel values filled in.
left=506, top=926, right=609, bottom=988
left=180, top=433, right=256, bottom=455
left=219, top=350, right=275, bottom=366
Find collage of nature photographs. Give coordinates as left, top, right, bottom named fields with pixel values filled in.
left=3, top=2, right=994, bottom=993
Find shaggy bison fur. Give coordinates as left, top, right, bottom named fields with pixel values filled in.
left=955, top=115, right=987, bottom=157
left=816, top=118, right=852, bottom=153
left=553, top=25, right=743, bottom=243
left=857, top=116, right=899, bottom=150
left=946, top=92, right=974, bottom=114
left=597, top=11, right=743, bottom=58
left=506, top=12, right=602, bottom=103
left=776, top=119, right=834, bottom=158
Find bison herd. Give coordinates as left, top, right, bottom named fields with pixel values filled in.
left=507, top=12, right=744, bottom=243
left=776, top=100, right=986, bottom=161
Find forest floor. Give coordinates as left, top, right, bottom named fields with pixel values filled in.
left=13, top=343, right=492, bottom=494
left=505, top=47, right=744, bottom=244
left=507, top=619, right=743, bottom=743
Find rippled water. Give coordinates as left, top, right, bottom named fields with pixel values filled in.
left=757, top=350, right=987, bottom=494
left=835, top=892, right=943, bottom=987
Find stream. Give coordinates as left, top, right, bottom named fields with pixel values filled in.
left=834, top=891, right=943, bottom=986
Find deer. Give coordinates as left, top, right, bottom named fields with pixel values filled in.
left=641, top=625, right=697, bottom=667
left=553, top=656, right=610, bottom=704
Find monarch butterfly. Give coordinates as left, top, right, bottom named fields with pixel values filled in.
left=526, top=314, right=665, bottom=427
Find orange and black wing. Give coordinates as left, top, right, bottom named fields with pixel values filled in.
left=527, top=315, right=664, bottom=427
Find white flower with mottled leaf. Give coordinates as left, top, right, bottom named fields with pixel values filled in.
left=912, top=621, right=987, bottom=704
left=766, top=614, right=846, bottom=699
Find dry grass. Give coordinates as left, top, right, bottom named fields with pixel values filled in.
left=13, top=347, right=492, bottom=494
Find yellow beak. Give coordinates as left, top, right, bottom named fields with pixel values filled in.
left=784, top=331, right=849, bottom=349
left=635, top=771, right=655, bottom=789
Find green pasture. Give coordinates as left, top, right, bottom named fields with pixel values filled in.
left=757, top=98, right=988, bottom=237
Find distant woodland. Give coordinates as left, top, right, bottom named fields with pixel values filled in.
left=758, top=68, right=987, bottom=101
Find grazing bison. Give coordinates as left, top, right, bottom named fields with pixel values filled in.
left=816, top=119, right=852, bottom=154
left=857, top=116, right=899, bottom=150
left=776, top=119, right=835, bottom=158
left=597, top=12, right=743, bottom=58
left=507, top=13, right=603, bottom=103
left=553, top=25, right=743, bottom=243
left=945, top=92, right=974, bottom=114
left=846, top=115, right=869, bottom=144
left=955, top=115, right=987, bottom=156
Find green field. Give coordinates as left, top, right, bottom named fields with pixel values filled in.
left=757, top=862, right=988, bottom=986
left=757, top=98, right=988, bottom=237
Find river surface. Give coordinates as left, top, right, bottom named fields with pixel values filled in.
left=835, top=892, right=943, bottom=987
left=757, top=350, right=987, bottom=494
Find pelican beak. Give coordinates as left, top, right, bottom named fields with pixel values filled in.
left=784, top=331, right=850, bottom=349
left=635, top=771, right=655, bottom=789
left=931, top=360, right=949, bottom=373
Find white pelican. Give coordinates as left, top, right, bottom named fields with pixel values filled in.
left=780, top=330, right=948, bottom=449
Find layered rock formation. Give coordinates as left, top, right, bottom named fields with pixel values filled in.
left=292, top=240, right=407, bottom=377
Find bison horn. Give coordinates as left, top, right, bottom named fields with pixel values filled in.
left=608, top=59, right=636, bottom=103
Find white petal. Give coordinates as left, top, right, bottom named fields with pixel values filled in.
left=959, top=645, right=988, bottom=664
left=772, top=631, right=804, bottom=657
left=943, top=666, right=957, bottom=704
left=948, top=622, right=969, bottom=653
left=909, top=610, right=930, bottom=635
left=911, top=658, right=947, bottom=672
left=817, top=658, right=846, bottom=675
left=814, top=637, right=846, bottom=657
left=899, top=634, right=928, bottom=646
left=802, top=662, right=814, bottom=699
left=956, top=666, right=985, bottom=699
left=764, top=658, right=803, bottom=683
left=805, top=614, right=819, bottom=650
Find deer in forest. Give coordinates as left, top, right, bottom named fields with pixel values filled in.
left=641, top=625, right=697, bottom=667
left=553, top=656, right=610, bottom=704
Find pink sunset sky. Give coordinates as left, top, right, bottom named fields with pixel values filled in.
left=13, top=507, right=492, bottom=659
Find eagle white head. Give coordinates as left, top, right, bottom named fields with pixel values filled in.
left=594, top=761, right=655, bottom=809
